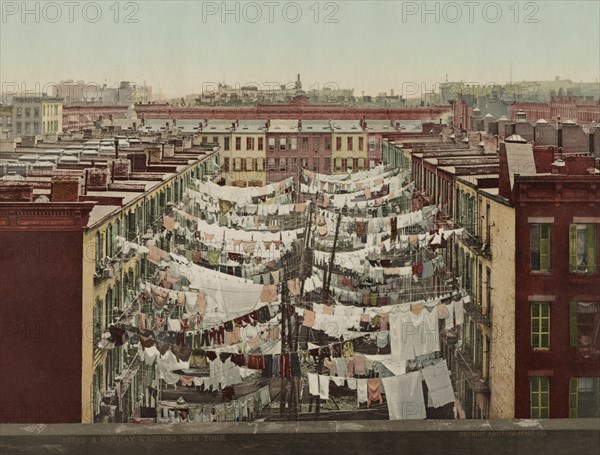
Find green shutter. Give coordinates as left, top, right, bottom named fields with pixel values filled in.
left=569, top=224, right=578, bottom=273
left=569, top=302, right=579, bottom=347
left=540, top=224, right=551, bottom=272
left=569, top=378, right=578, bottom=418
left=586, top=224, right=597, bottom=273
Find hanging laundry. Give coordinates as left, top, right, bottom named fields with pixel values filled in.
left=382, top=371, right=426, bottom=420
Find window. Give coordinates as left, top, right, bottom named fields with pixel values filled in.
left=16, top=107, right=22, bottom=117
left=224, top=137, right=230, bottom=151
left=223, top=157, right=230, bottom=172
left=290, top=138, right=297, bottom=150
left=324, top=137, right=331, bottom=151
left=212, top=136, right=218, bottom=143
left=358, top=137, right=364, bottom=151
left=569, top=224, right=597, bottom=273
left=202, top=136, right=208, bottom=143
left=569, top=302, right=600, bottom=352
left=312, top=157, right=319, bottom=171
left=258, top=137, right=264, bottom=150
left=347, top=137, right=353, bottom=151
left=267, top=158, right=275, bottom=171
left=531, top=224, right=551, bottom=272
left=569, top=377, right=600, bottom=418
left=256, top=158, right=264, bottom=171
left=335, top=158, right=342, bottom=171
left=245, top=158, right=253, bottom=171
left=302, top=137, right=309, bottom=150
left=279, top=138, right=286, bottom=150
left=95, top=232, right=104, bottom=266
left=233, top=158, right=241, bottom=171
left=268, top=137, right=275, bottom=149
left=34, top=108, right=39, bottom=118
left=93, top=299, right=103, bottom=344
left=530, top=376, right=549, bottom=418
left=336, top=137, right=342, bottom=150
left=246, top=137, right=254, bottom=150
left=25, top=108, right=31, bottom=117
left=369, top=138, right=377, bottom=152
left=358, top=158, right=365, bottom=170
left=486, top=267, right=492, bottom=317
left=235, top=137, right=241, bottom=151
left=16, top=122, right=21, bottom=133
left=531, top=301, right=550, bottom=349
left=33, top=123, right=39, bottom=133
left=279, top=158, right=286, bottom=171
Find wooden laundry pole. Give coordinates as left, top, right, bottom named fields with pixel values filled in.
left=324, top=212, right=343, bottom=306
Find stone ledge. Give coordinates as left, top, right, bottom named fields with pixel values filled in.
left=1, top=419, right=599, bottom=455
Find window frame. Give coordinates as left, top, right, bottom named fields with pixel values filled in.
left=531, top=301, right=551, bottom=350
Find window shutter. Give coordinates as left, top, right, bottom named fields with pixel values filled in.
left=540, top=224, right=551, bottom=272
left=586, top=224, right=597, bottom=272
left=569, top=302, right=579, bottom=347
left=569, top=224, right=578, bottom=272
left=568, top=378, right=578, bottom=418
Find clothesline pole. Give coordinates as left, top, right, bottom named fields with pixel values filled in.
left=325, top=213, right=343, bottom=306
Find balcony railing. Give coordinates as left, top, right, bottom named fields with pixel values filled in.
left=102, top=351, right=143, bottom=404
left=463, top=297, right=492, bottom=327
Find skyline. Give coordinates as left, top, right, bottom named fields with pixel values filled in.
left=1, top=1, right=599, bottom=99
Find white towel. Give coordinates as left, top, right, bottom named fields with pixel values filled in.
left=357, top=379, right=368, bottom=405
left=308, top=373, right=319, bottom=396
left=318, top=375, right=330, bottom=400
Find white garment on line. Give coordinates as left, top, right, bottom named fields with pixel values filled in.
left=421, top=360, right=455, bottom=408
left=382, top=371, right=426, bottom=420
left=357, top=379, right=368, bottom=405
left=308, top=373, right=319, bottom=396
left=318, top=375, right=330, bottom=400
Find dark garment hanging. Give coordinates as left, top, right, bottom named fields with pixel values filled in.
left=224, top=320, right=234, bottom=332
left=171, top=345, right=192, bottom=362
left=290, top=353, right=301, bottom=377
left=391, top=217, right=398, bottom=241
left=232, top=353, right=246, bottom=367
left=263, top=354, right=273, bottom=377
left=109, top=326, right=128, bottom=346
left=156, top=341, right=171, bottom=355
left=332, top=343, right=342, bottom=358
left=206, top=350, right=217, bottom=361
left=255, top=305, right=272, bottom=323
left=176, top=331, right=185, bottom=347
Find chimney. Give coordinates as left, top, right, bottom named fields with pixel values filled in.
left=557, top=127, right=563, bottom=148
left=128, top=153, right=147, bottom=172
left=114, top=138, right=119, bottom=159
left=0, top=182, right=34, bottom=202
left=173, top=119, right=177, bottom=126
left=50, top=177, right=79, bottom=202
left=111, top=158, right=131, bottom=179
left=85, top=167, right=110, bottom=191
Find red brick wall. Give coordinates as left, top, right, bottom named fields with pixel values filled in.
left=513, top=179, right=600, bottom=418
left=0, top=204, right=92, bottom=423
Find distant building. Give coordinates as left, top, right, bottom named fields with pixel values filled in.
left=12, top=95, right=63, bottom=137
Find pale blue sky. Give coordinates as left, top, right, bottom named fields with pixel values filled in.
left=1, top=0, right=599, bottom=97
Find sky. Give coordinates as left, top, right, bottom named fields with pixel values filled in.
left=1, top=0, right=599, bottom=98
